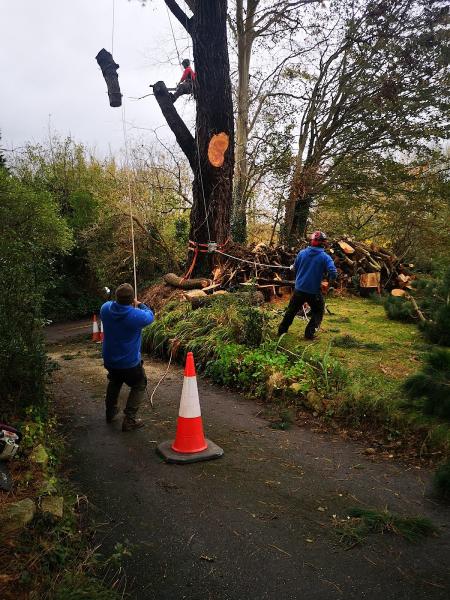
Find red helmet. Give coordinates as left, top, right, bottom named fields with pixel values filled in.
left=310, top=231, right=327, bottom=246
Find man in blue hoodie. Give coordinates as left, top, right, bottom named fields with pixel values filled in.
left=100, top=283, right=154, bottom=431
left=278, top=231, right=337, bottom=339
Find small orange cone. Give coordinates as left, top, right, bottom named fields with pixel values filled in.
left=92, top=314, right=100, bottom=342
left=157, top=352, right=224, bottom=464
left=99, top=320, right=104, bottom=343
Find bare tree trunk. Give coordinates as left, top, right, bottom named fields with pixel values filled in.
left=154, top=0, right=234, bottom=275
left=232, top=0, right=257, bottom=243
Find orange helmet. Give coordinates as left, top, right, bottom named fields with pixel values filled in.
left=310, top=231, right=327, bottom=246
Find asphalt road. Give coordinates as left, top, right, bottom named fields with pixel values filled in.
left=47, top=324, right=450, bottom=600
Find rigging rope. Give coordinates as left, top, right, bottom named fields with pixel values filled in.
left=121, top=103, right=138, bottom=295
left=214, top=249, right=291, bottom=270
left=111, top=0, right=115, bottom=54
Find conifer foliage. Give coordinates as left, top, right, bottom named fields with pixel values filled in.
left=402, top=349, right=450, bottom=419
left=384, top=267, right=450, bottom=346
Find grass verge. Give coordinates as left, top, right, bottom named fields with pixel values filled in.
left=142, top=293, right=450, bottom=461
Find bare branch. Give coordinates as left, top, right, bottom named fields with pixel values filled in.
left=164, top=0, right=192, bottom=34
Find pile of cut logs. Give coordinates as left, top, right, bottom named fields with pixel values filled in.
left=159, top=238, right=415, bottom=302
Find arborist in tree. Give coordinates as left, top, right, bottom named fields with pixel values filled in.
left=171, top=58, right=196, bottom=103
left=278, top=231, right=337, bottom=340
left=100, top=284, right=154, bottom=431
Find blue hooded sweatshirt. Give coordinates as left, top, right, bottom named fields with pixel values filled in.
left=100, top=301, right=154, bottom=369
left=293, top=246, right=337, bottom=294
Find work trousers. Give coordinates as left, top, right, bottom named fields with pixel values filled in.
left=105, top=362, right=147, bottom=419
left=278, top=290, right=325, bottom=339
left=172, top=79, right=194, bottom=102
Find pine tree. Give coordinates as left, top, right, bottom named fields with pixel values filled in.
left=402, top=349, right=450, bottom=418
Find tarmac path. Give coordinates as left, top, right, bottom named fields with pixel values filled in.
left=46, top=323, right=450, bottom=600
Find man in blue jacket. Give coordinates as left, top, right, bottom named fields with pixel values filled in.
left=278, top=231, right=337, bottom=339
left=100, top=284, right=154, bottom=431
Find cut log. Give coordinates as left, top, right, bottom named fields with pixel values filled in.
left=163, top=273, right=211, bottom=290
left=338, top=241, right=355, bottom=255
left=397, top=273, right=411, bottom=288
left=95, top=49, right=122, bottom=107
left=391, top=288, right=406, bottom=297
left=359, top=272, right=381, bottom=288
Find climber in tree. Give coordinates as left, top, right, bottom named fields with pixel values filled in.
left=172, top=59, right=196, bottom=103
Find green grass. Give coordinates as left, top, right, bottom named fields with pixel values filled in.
left=332, top=334, right=383, bottom=351
left=335, top=507, right=438, bottom=548
left=275, top=296, right=422, bottom=380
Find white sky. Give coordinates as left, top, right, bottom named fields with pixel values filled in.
left=0, top=0, right=195, bottom=158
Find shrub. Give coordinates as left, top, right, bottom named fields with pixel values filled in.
left=205, top=341, right=348, bottom=406
left=0, top=170, right=72, bottom=417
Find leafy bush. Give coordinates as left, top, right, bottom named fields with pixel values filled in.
left=205, top=341, right=348, bottom=406
left=0, top=170, right=72, bottom=417
left=402, top=349, right=450, bottom=419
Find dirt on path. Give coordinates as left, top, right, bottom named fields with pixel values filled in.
left=47, top=327, right=450, bottom=600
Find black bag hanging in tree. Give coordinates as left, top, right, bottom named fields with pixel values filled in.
left=95, top=48, right=122, bottom=107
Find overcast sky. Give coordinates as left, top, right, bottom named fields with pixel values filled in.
left=0, top=0, right=195, bottom=158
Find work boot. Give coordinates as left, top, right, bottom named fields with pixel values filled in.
left=106, top=406, right=119, bottom=423
left=122, top=416, right=145, bottom=432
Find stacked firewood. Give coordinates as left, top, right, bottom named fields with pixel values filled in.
left=158, top=238, right=414, bottom=301
left=210, top=238, right=414, bottom=297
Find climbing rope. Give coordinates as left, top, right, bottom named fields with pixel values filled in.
left=165, top=3, right=183, bottom=69
left=164, top=4, right=212, bottom=244
left=214, top=249, right=291, bottom=270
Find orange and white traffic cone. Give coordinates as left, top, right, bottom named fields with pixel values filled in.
left=99, top=320, right=104, bottom=343
left=92, top=314, right=100, bottom=342
left=157, top=352, right=224, bottom=464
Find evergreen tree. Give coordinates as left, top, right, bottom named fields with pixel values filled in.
left=402, top=349, right=450, bottom=418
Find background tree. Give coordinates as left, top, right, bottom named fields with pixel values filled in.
left=315, top=150, right=450, bottom=265
left=229, top=0, right=321, bottom=242
left=280, top=0, right=449, bottom=244
left=10, top=136, right=189, bottom=318
left=153, top=0, right=234, bottom=274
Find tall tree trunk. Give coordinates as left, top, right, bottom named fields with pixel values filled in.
left=283, top=161, right=316, bottom=246
left=154, top=0, right=234, bottom=275
left=191, top=1, right=234, bottom=261
left=232, top=0, right=256, bottom=243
